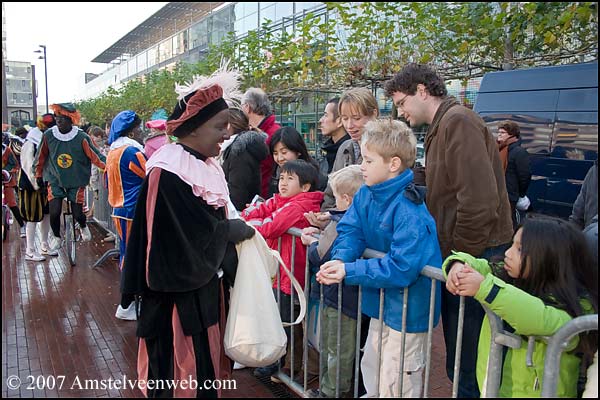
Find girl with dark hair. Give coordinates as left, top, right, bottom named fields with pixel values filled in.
left=268, top=126, right=326, bottom=197
left=444, top=215, right=598, bottom=397
left=221, top=107, right=269, bottom=210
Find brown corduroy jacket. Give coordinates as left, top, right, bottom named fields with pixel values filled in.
left=424, top=97, right=513, bottom=258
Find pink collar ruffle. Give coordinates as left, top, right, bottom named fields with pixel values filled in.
left=146, top=143, right=229, bottom=209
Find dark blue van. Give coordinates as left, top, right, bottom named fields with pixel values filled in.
left=474, top=62, right=598, bottom=219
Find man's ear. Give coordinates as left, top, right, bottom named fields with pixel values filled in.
left=390, top=156, right=402, bottom=173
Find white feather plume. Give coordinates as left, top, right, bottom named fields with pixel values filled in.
left=174, top=58, right=242, bottom=107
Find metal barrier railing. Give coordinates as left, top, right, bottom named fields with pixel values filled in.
left=542, top=314, right=598, bottom=397
left=85, top=182, right=119, bottom=268
left=269, top=227, right=598, bottom=398
left=272, top=227, right=448, bottom=398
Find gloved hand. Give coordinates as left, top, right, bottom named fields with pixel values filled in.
left=36, top=177, right=44, bottom=189
left=227, top=219, right=255, bottom=244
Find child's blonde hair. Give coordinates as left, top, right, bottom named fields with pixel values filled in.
left=338, top=87, right=379, bottom=118
left=361, top=119, right=417, bottom=169
left=329, top=165, right=364, bottom=197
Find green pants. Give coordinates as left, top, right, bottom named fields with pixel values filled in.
left=320, top=305, right=357, bottom=397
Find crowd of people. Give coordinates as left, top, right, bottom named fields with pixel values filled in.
left=2, top=62, right=597, bottom=398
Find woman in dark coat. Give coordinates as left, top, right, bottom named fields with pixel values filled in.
left=221, top=107, right=268, bottom=211
left=497, top=121, right=531, bottom=229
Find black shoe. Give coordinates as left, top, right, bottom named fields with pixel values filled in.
left=253, top=363, right=279, bottom=378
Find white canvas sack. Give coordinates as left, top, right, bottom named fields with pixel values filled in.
left=224, top=230, right=307, bottom=367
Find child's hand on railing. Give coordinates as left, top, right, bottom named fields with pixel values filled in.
left=317, top=260, right=346, bottom=285
left=455, top=265, right=483, bottom=297
left=446, top=261, right=465, bottom=295
left=300, top=226, right=320, bottom=246
left=304, top=211, right=330, bottom=229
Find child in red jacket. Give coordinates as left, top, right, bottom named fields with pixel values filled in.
left=242, top=159, right=324, bottom=378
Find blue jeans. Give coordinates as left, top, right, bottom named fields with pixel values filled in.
left=441, top=243, right=509, bottom=398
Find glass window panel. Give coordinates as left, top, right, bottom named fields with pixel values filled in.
left=234, top=17, right=244, bottom=35
left=128, top=57, right=137, bottom=76
left=147, top=46, right=157, bottom=67
left=158, top=39, right=173, bottom=63
left=137, top=52, right=147, bottom=72
left=244, top=2, right=259, bottom=17
left=120, top=62, right=128, bottom=79
left=190, top=19, right=208, bottom=49
left=245, top=14, right=258, bottom=32
left=276, top=2, right=294, bottom=20
left=233, top=3, right=244, bottom=20
left=211, top=8, right=234, bottom=45
left=261, top=4, right=276, bottom=24
left=172, top=36, right=179, bottom=55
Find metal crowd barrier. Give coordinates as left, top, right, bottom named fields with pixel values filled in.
left=269, top=227, right=598, bottom=398
left=542, top=314, right=598, bottom=397
left=271, top=227, right=448, bottom=398
left=85, top=183, right=120, bottom=268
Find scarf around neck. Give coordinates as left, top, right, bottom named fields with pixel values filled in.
left=498, top=136, right=519, bottom=172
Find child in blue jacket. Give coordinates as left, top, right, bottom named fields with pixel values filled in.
left=317, top=119, right=442, bottom=397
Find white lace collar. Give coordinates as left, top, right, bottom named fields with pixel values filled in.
left=110, top=136, right=145, bottom=152
left=51, top=126, right=79, bottom=141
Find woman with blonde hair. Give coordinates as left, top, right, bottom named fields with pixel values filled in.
left=316, top=87, right=379, bottom=211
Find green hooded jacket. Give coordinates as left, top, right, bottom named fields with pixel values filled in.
left=443, top=252, right=591, bottom=397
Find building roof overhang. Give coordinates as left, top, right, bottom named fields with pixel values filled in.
left=92, top=2, right=225, bottom=64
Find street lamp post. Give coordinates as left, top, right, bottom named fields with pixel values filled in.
left=34, top=45, right=48, bottom=113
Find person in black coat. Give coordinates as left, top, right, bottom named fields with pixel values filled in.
left=498, top=121, right=531, bottom=229
left=221, top=107, right=269, bottom=211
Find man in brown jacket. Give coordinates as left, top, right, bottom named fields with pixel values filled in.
left=385, top=63, right=513, bottom=398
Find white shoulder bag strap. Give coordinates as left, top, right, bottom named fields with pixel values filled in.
left=269, top=249, right=307, bottom=327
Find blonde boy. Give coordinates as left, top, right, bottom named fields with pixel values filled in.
left=317, top=120, right=442, bottom=397
left=302, top=165, right=363, bottom=397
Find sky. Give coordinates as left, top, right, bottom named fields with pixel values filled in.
left=4, top=2, right=168, bottom=106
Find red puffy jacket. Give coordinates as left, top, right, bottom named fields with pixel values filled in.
left=242, top=191, right=324, bottom=295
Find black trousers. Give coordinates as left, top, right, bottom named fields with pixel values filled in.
left=48, top=198, right=86, bottom=238
left=441, top=243, right=509, bottom=398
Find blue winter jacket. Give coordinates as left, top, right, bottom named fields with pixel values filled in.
left=331, top=169, right=442, bottom=332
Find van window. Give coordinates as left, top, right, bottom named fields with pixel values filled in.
left=475, top=91, right=559, bottom=112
